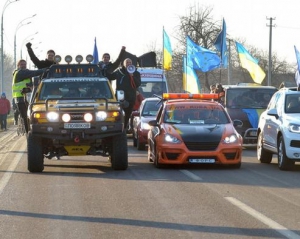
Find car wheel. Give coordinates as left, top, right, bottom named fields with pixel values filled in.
left=137, top=133, right=145, bottom=151
left=27, top=132, right=44, bottom=173
left=257, top=131, right=272, bottom=163
left=132, top=130, right=137, bottom=147
left=111, top=132, right=128, bottom=170
left=278, top=136, right=295, bottom=171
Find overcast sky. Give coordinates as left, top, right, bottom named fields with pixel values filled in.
left=1, top=0, right=300, bottom=67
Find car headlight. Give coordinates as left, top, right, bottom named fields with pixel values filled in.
left=141, top=122, right=151, bottom=130
left=46, top=112, right=59, bottom=122
left=288, top=123, right=300, bottom=133
left=84, top=113, right=93, bottom=122
left=96, top=111, right=107, bottom=121
left=223, top=134, right=238, bottom=143
left=62, top=113, right=71, bottom=122
left=164, top=134, right=181, bottom=143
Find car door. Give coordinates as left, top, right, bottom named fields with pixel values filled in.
left=263, top=92, right=282, bottom=149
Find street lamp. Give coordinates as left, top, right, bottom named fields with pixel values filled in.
left=14, top=14, right=36, bottom=68
left=1, top=0, right=19, bottom=93
left=20, top=31, right=38, bottom=59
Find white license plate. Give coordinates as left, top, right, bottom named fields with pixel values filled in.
left=249, top=131, right=257, bottom=136
left=64, top=123, right=91, bottom=129
left=189, top=158, right=215, bottom=163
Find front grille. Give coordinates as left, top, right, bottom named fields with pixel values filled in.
left=184, top=141, right=219, bottom=151
left=290, top=140, right=300, bottom=148
left=69, top=113, right=85, bottom=121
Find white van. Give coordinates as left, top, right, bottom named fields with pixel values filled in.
left=137, top=68, right=168, bottom=98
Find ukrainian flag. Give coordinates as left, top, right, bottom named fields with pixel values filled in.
left=163, top=29, right=172, bottom=70
left=183, top=55, right=200, bottom=93
left=236, top=41, right=265, bottom=84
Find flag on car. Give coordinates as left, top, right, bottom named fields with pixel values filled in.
left=294, top=45, right=300, bottom=89
left=163, top=29, right=172, bottom=70
left=92, top=37, right=99, bottom=64
left=186, top=36, right=221, bottom=72
left=235, top=41, right=265, bottom=84
left=214, top=18, right=228, bottom=68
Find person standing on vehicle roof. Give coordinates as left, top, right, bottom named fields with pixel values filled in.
left=99, top=46, right=126, bottom=76
left=12, top=59, right=47, bottom=133
left=26, top=42, right=56, bottom=69
left=107, top=58, right=141, bottom=129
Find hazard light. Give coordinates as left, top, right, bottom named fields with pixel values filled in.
left=163, top=93, right=219, bottom=100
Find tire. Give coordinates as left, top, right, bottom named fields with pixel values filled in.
left=278, top=136, right=295, bottom=171
left=137, top=132, right=145, bottom=151
left=111, top=132, right=128, bottom=170
left=27, top=132, right=44, bottom=172
left=133, top=130, right=137, bottom=147
left=257, top=131, right=272, bottom=163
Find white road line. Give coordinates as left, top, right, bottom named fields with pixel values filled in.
left=225, top=197, right=300, bottom=239
left=0, top=139, right=26, bottom=195
left=180, top=170, right=202, bottom=181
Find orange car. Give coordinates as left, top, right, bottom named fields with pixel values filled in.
left=147, top=93, right=243, bottom=168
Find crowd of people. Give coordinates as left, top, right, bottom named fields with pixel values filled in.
left=1, top=44, right=142, bottom=134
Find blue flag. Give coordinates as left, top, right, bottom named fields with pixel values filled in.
left=186, top=36, right=220, bottom=72
left=92, top=37, right=99, bottom=64
left=214, top=18, right=228, bottom=68
left=294, top=45, right=300, bottom=87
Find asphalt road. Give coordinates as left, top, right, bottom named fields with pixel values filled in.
left=0, top=127, right=300, bottom=239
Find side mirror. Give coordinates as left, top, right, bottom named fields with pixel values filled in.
left=233, top=119, right=243, bottom=128
left=116, top=90, right=125, bottom=101
left=148, top=120, right=159, bottom=127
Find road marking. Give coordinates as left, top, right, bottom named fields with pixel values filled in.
left=180, top=170, right=202, bottom=181
left=225, top=197, right=300, bottom=239
left=0, top=139, right=26, bottom=196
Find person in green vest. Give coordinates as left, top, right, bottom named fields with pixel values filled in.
left=12, top=59, right=47, bottom=133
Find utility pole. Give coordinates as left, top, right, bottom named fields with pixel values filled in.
left=266, top=17, right=276, bottom=86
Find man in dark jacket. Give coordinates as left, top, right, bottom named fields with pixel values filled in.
left=26, top=42, right=56, bottom=69
left=99, top=46, right=126, bottom=76
left=107, top=58, right=141, bottom=129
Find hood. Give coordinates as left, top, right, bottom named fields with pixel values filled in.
left=164, top=123, right=225, bottom=142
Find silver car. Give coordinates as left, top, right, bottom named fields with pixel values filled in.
left=257, top=87, right=300, bottom=170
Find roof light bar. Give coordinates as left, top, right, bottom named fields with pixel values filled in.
left=163, top=93, right=219, bottom=100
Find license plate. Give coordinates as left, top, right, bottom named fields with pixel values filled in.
left=64, top=123, right=91, bottom=129
left=249, top=131, right=257, bottom=136
left=189, top=158, right=215, bottom=163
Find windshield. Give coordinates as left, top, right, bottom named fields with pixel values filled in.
left=285, top=94, right=300, bottom=113
left=141, top=100, right=162, bottom=116
left=163, top=104, right=229, bottom=124
left=225, top=88, right=277, bottom=109
left=38, top=80, right=113, bottom=100
left=138, top=82, right=167, bottom=98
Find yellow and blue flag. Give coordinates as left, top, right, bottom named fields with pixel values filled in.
left=214, top=18, right=228, bottom=68
left=92, top=37, right=99, bottom=64
left=163, top=29, right=172, bottom=70
left=183, top=55, right=200, bottom=93
left=235, top=41, right=266, bottom=84
left=186, top=36, right=220, bottom=72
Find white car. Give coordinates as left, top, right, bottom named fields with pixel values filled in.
left=257, top=87, right=300, bottom=170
